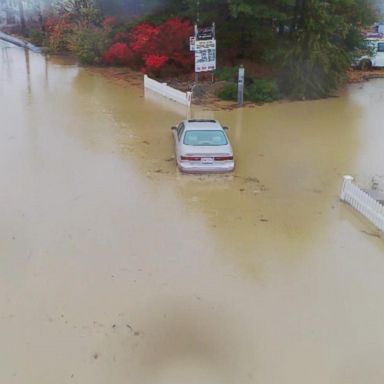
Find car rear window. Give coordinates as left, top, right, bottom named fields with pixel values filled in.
left=183, top=130, right=228, bottom=146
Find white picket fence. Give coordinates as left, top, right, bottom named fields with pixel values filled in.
left=340, top=175, right=384, bottom=231
left=144, top=75, right=192, bottom=107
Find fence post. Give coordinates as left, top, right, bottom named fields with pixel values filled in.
left=186, top=91, right=192, bottom=107
left=340, top=175, right=354, bottom=201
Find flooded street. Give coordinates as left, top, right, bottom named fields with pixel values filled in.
left=1, top=41, right=384, bottom=384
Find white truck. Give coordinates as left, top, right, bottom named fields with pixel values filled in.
left=354, top=35, right=384, bottom=69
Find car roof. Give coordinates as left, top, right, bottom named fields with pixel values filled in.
left=182, top=119, right=223, bottom=131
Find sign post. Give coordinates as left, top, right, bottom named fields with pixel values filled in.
left=189, top=36, right=196, bottom=52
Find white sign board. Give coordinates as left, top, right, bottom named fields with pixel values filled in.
left=195, top=39, right=216, bottom=72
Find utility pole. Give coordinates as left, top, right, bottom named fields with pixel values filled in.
left=195, top=0, right=200, bottom=84
left=196, top=0, right=200, bottom=24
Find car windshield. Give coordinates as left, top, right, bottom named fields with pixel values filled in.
left=183, top=130, right=228, bottom=146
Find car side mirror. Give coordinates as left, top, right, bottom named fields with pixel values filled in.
left=223, top=126, right=229, bottom=130
left=171, top=126, right=177, bottom=130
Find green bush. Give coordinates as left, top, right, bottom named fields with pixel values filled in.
left=216, top=82, right=238, bottom=101
left=215, top=67, right=238, bottom=82
left=216, top=78, right=280, bottom=103
left=246, top=79, right=280, bottom=102
left=29, top=29, right=45, bottom=46
left=69, top=27, right=111, bottom=65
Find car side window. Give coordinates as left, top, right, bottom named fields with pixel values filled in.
left=177, top=123, right=184, bottom=141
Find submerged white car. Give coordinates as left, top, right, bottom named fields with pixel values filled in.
left=171, top=119, right=235, bottom=173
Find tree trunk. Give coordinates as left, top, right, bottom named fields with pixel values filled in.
left=17, top=0, right=26, bottom=34
left=292, top=0, right=306, bottom=31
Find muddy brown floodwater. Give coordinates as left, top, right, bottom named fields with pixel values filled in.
left=1, top=41, right=384, bottom=384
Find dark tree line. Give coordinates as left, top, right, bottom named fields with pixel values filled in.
left=140, top=0, right=375, bottom=98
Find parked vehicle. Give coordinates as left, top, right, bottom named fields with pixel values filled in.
left=353, top=35, right=384, bottom=69
left=171, top=119, right=235, bottom=173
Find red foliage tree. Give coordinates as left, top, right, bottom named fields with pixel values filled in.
left=150, top=18, right=194, bottom=74
left=102, top=17, right=194, bottom=77
left=44, top=13, right=74, bottom=51
left=143, top=54, right=169, bottom=74
left=129, top=22, right=160, bottom=55
left=102, top=42, right=134, bottom=65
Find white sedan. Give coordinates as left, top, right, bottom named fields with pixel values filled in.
left=171, top=119, right=235, bottom=173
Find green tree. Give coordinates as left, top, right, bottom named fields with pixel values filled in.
left=280, top=0, right=374, bottom=99
left=55, top=0, right=102, bottom=25
left=95, top=0, right=163, bottom=18
left=68, top=25, right=110, bottom=64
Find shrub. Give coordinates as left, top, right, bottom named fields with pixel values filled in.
left=246, top=79, right=280, bottom=102
left=153, top=18, right=193, bottom=72
left=143, top=54, right=168, bottom=75
left=102, top=42, right=135, bottom=65
left=215, top=67, right=238, bottom=82
left=102, top=17, right=193, bottom=76
left=216, top=78, right=280, bottom=103
left=44, top=14, right=73, bottom=52
left=129, top=22, right=160, bottom=54
left=29, top=29, right=45, bottom=46
left=216, top=82, right=238, bottom=101
left=69, top=26, right=111, bottom=65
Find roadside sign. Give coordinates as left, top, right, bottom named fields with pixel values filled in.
left=197, top=26, right=214, bottom=40
left=195, top=40, right=216, bottom=50
left=193, top=23, right=216, bottom=75
left=195, top=39, right=216, bottom=72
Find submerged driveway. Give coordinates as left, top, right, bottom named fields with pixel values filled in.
left=1, top=43, right=384, bottom=384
